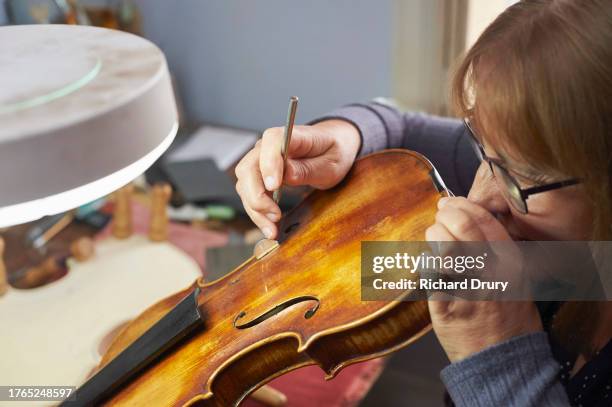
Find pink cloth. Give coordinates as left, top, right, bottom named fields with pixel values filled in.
left=244, top=360, right=385, bottom=407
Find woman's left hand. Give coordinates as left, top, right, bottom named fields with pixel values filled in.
left=425, top=197, right=543, bottom=362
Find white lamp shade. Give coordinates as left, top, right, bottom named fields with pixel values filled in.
left=0, top=25, right=178, bottom=228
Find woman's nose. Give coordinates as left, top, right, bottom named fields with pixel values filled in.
left=467, top=163, right=510, bottom=215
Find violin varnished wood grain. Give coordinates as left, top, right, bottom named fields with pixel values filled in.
left=97, top=150, right=445, bottom=406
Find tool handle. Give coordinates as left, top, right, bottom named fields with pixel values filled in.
left=273, top=96, right=299, bottom=204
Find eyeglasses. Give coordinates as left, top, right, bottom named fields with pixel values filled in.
left=463, top=118, right=580, bottom=214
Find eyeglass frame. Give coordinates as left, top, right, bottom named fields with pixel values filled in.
left=463, top=117, right=580, bottom=214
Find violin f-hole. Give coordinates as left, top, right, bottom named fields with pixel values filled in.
left=233, top=296, right=320, bottom=330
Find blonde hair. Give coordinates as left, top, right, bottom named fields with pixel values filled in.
left=453, top=0, right=612, bottom=239
left=452, top=0, right=611, bottom=358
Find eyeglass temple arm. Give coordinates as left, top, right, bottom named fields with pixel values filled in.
left=521, top=179, right=580, bottom=199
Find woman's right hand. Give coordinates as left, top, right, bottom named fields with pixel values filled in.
left=235, top=119, right=361, bottom=239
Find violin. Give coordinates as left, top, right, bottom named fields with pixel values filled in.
left=67, top=149, right=449, bottom=406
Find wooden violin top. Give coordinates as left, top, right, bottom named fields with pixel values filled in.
left=94, top=150, right=446, bottom=406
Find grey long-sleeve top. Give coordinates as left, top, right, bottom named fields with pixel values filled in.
left=310, top=101, right=572, bottom=406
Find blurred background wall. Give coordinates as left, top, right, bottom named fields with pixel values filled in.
left=0, top=2, right=8, bottom=24
left=132, top=0, right=396, bottom=130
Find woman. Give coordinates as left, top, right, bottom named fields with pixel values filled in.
left=234, top=1, right=611, bottom=405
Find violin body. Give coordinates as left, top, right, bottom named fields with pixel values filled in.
left=98, top=150, right=446, bottom=406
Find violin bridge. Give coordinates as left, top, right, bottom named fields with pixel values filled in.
left=253, top=239, right=280, bottom=260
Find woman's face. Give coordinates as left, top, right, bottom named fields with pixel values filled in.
left=467, top=138, right=592, bottom=241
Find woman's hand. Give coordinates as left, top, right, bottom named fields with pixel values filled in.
left=235, top=120, right=361, bottom=239
left=425, top=196, right=543, bottom=362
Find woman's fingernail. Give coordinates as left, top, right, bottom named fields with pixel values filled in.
left=266, top=212, right=278, bottom=221
left=438, top=197, right=450, bottom=208
left=264, top=176, right=276, bottom=190
left=262, top=227, right=272, bottom=238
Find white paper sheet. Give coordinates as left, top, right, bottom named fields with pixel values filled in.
left=167, top=125, right=258, bottom=170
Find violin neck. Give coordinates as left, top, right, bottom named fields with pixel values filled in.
left=64, top=288, right=204, bottom=406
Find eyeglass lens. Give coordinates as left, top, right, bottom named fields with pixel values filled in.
left=490, top=162, right=528, bottom=213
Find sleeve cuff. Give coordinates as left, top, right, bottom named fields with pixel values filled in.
left=441, top=332, right=569, bottom=406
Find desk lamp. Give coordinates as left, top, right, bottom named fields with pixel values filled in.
left=0, top=24, right=178, bottom=228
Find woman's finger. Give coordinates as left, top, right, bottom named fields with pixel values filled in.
left=259, top=127, right=285, bottom=191
left=425, top=222, right=455, bottom=242
left=425, top=221, right=465, bottom=272
left=238, top=160, right=280, bottom=217
left=434, top=206, right=487, bottom=242
left=235, top=146, right=281, bottom=226
left=243, top=204, right=278, bottom=239
left=439, top=197, right=512, bottom=241
left=235, top=175, right=280, bottom=221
